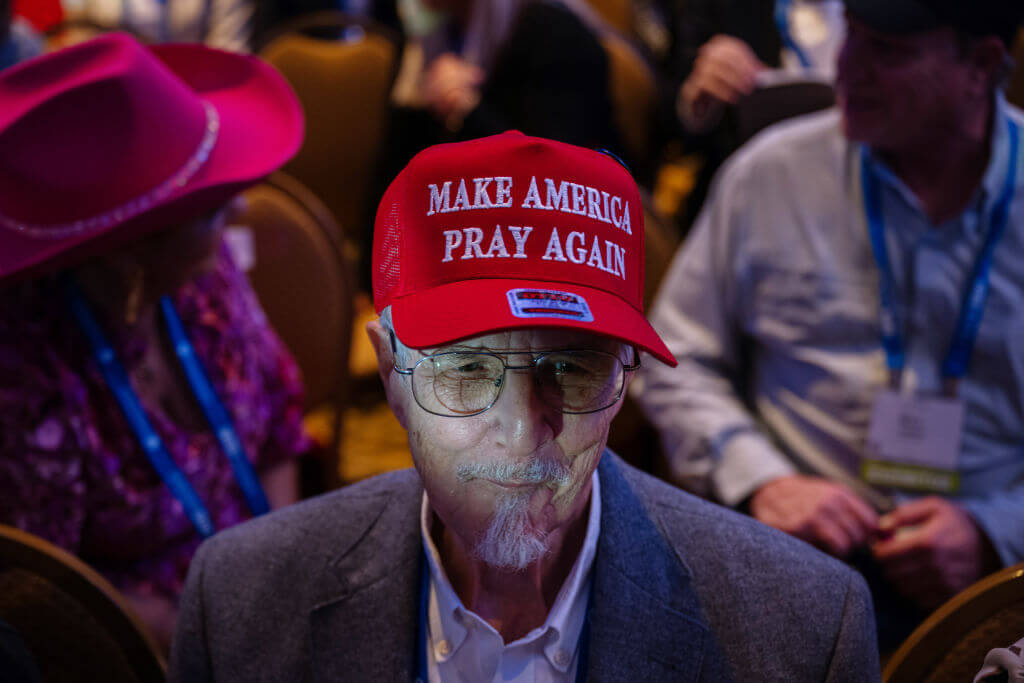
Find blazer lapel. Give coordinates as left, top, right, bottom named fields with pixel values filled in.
left=585, top=455, right=716, bottom=682
left=308, top=478, right=424, bottom=683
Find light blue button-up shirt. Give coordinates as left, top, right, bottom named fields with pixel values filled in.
left=636, top=96, right=1024, bottom=566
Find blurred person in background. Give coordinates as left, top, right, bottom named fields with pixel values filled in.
left=0, top=0, right=43, bottom=69
left=0, top=33, right=308, bottom=651
left=660, top=0, right=845, bottom=228
left=636, top=0, right=1024, bottom=649
left=251, top=0, right=400, bottom=51
left=384, top=0, right=623, bottom=176
left=59, top=0, right=255, bottom=51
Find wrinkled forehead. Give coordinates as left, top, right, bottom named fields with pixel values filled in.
left=419, top=327, right=629, bottom=355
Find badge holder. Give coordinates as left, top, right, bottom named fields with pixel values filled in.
left=858, top=118, right=1018, bottom=496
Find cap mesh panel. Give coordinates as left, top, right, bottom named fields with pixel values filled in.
left=373, top=199, right=402, bottom=305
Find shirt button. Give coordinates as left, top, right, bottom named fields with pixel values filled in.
left=554, top=649, right=571, bottom=667
left=435, top=640, right=451, bottom=658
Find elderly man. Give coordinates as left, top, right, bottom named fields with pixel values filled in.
left=637, top=0, right=1024, bottom=646
left=169, top=132, right=879, bottom=681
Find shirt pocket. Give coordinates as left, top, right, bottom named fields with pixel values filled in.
left=744, top=261, right=879, bottom=350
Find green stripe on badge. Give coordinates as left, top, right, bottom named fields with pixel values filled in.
left=861, top=460, right=960, bottom=494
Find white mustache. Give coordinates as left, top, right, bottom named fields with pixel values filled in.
left=456, top=459, right=570, bottom=487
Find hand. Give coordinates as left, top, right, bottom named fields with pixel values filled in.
left=871, top=497, right=1000, bottom=611
left=422, top=53, right=484, bottom=128
left=123, top=588, right=179, bottom=656
left=750, top=475, right=879, bottom=558
left=678, top=34, right=766, bottom=132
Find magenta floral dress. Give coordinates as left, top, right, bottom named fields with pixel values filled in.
left=0, top=243, right=310, bottom=602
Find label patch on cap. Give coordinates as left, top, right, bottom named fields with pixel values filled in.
left=506, top=289, right=594, bottom=322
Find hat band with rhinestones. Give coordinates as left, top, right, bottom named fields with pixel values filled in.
left=0, top=101, right=220, bottom=241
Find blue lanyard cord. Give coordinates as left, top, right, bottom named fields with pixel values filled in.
left=861, top=117, right=1020, bottom=382
left=861, top=148, right=906, bottom=375
left=160, top=296, right=270, bottom=517
left=944, top=121, right=1020, bottom=378
left=62, top=277, right=216, bottom=539
left=775, top=0, right=812, bottom=69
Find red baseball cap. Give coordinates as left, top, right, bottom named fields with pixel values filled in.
left=372, top=132, right=676, bottom=366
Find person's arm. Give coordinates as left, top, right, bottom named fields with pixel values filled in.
left=961, top=484, right=1024, bottom=568
left=205, top=0, right=253, bottom=53
left=634, top=169, right=797, bottom=505
left=259, top=459, right=299, bottom=509
left=634, top=162, right=878, bottom=557
left=459, top=2, right=620, bottom=155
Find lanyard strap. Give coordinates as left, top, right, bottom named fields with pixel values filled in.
left=861, top=117, right=1020, bottom=383
left=774, top=0, right=812, bottom=69
left=63, top=276, right=216, bottom=538
left=415, top=556, right=592, bottom=683
left=63, top=276, right=270, bottom=538
left=160, top=296, right=270, bottom=517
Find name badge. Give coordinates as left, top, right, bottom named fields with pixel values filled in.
left=862, top=391, right=963, bottom=494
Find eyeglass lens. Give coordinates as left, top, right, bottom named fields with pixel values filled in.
left=411, top=351, right=625, bottom=416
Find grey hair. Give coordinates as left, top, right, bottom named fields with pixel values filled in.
left=377, top=305, right=412, bottom=368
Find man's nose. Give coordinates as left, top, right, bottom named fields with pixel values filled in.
left=489, top=367, right=562, bottom=450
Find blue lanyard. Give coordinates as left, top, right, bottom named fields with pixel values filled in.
left=415, top=556, right=592, bottom=682
left=774, top=0, right=812, bottom=69
left=62, top=276, right=270, bottom=538
left=861, top=117, right=1020, bottom=383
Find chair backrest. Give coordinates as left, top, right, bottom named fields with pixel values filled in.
left=585, top=0, right=632, bottom=34
left=642, top=192, right=681, bottom=309
left=260, top=14, right=400, bottom=261
left=603, top=34, right=657, bottom=169
left=1008, top=29, right=1024, bottom=110
left=238, top=171, right=354, bottom=416
left=884, top=563, right=1024, bottom=683
left=734, top=81, right=836, bottom=147
left=0, top=524, right=164, bottom=682
left=43, top=19, right=149, bottom=50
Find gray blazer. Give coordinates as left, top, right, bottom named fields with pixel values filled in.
left=169, top=453, right=880, bottom=681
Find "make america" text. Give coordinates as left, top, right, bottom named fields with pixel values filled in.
left=427, top=176, right=632, bottom=235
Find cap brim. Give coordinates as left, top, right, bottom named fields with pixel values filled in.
left=0, top=43, right=303, bottom=283
left=391, top=278, right=677, bottom=367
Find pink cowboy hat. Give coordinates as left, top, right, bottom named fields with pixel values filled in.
left=0, top=32, right=304, bottom=282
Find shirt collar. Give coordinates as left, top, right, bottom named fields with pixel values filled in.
left=861, top=92, right=1018, bottom=240
left=420, top=470, right=602, bottom=672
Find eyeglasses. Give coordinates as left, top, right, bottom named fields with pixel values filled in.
left=393, top=342, right=640, bottom=418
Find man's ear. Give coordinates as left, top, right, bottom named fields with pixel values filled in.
left=366, top=319, right=410, bottom=430
left=966, top=36, right=1008, bottom=98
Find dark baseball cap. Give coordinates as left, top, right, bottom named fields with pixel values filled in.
left=844, top=0, right=1023, bottom=47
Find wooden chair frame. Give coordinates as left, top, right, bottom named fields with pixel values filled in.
left=0, top=524, right=165, bottom=678
left=884, top=563, right=1024, bottom=682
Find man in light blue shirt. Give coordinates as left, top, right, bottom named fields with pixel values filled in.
left=638, top=0, right=1024, bottom=645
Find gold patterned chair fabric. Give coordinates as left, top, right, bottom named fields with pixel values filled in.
left=1008, top=29, right=1024, bottom=110
left=0, top=524, right=164, bottom=682
left=260, top=14, right=401, bottom=266
left=883, top=563, right=1024, bottom=683
left=585, top=0, right=633, bottom=34
left=603, top=35, right=657, bottom=171
left=238, top=171, right=354, bottom=491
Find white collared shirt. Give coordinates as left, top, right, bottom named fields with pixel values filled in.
left=636, top=96, right=1024, bottom=566
left=419, top=472, right=601, bottom=683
